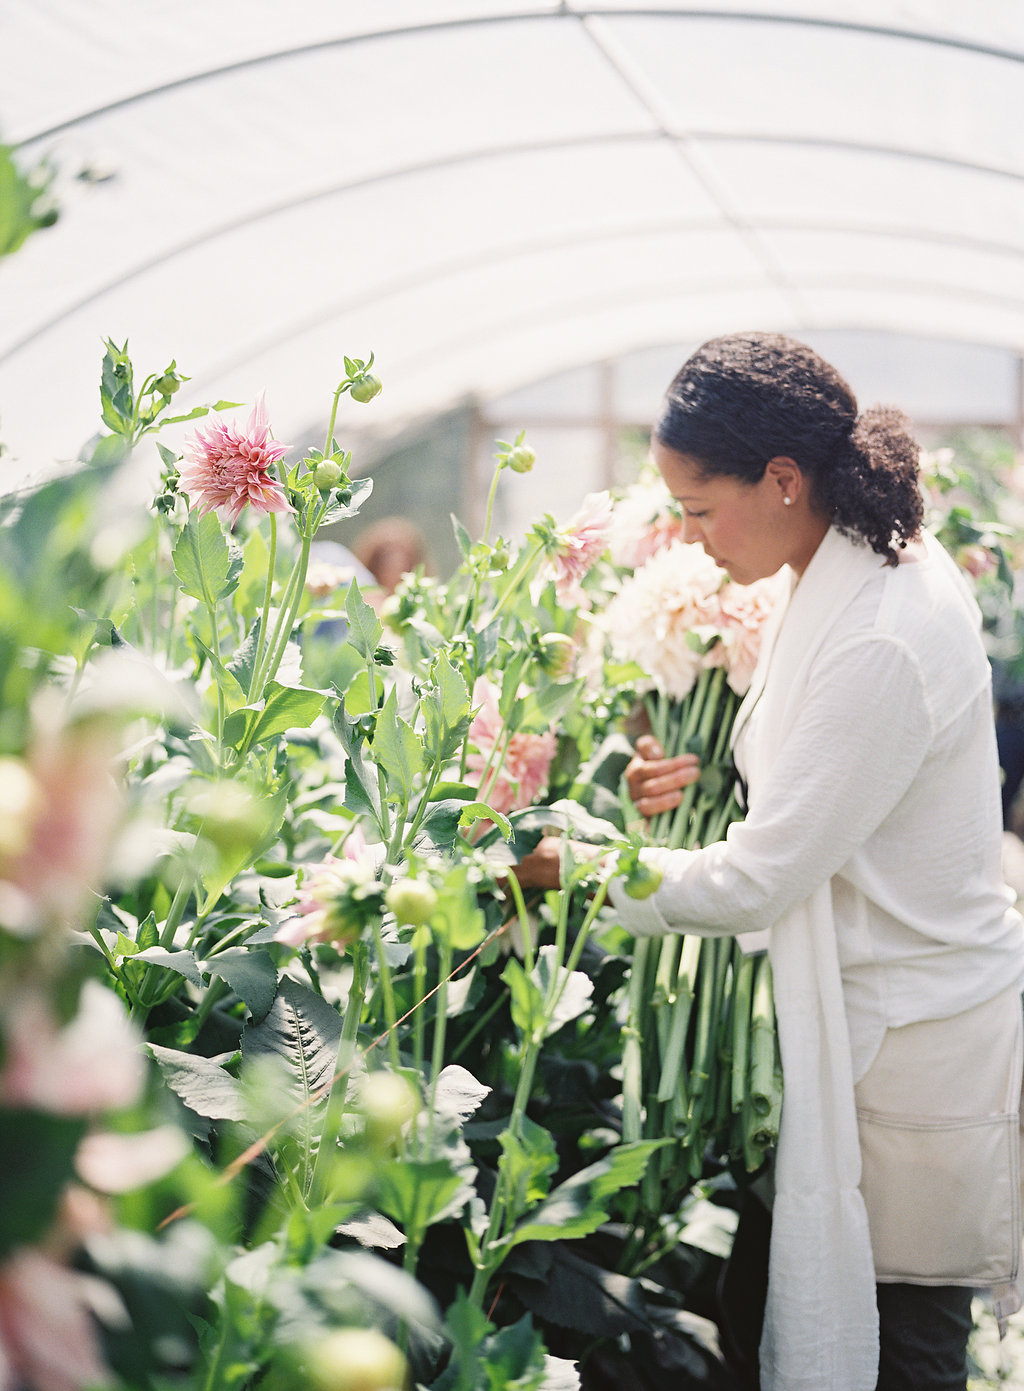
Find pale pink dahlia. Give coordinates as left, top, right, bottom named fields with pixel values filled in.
left=606, top=479, right=686, bottom=570
left=181, top=393, right=294, bottom=525
left=713, top=571, right=787, bottom=695
left=466, top=678, right=557, bottom=815
left=546, top=492, right=614, bottom=603
left=0, top=1249, right=113, bottom=1391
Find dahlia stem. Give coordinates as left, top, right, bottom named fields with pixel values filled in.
left=247, top=513, right=279, bottom=702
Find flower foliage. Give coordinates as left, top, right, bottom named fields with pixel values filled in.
left=0, top=338, right=1016, bottom=1391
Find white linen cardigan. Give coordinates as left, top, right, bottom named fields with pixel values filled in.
left=609, top=525, right=1024, bottom=1391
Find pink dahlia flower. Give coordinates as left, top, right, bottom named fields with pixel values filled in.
left=276, top=828, right=381, bottom=948
left=181, top=393, right=294, bottom=525
left=546, top=492, right=614, bottom=603
left=466, top=678, right=557, bottom=815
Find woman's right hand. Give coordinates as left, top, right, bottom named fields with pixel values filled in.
left=625, top=735, right=701, bottom=819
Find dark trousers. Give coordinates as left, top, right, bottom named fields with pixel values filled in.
left=718, top=1194, right=975, bottom=1391
left=875, top=1282, right=974, bottom=1391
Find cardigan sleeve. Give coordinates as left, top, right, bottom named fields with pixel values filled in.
left=609, top=631, right=935, bottom=937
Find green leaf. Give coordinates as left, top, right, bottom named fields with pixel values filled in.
left=374, top=1157, right=469, bottom=1235
left=147, top=1044, right=245, bottom=1121
left=372, top=685, right=425, bottom=805
left=508, top=1140, right=667, bottom=1248
left=502, top=957, right=545, bottom=1043
left=0, top=1109, right=87, bottom=1260
left=451, top=514, right=473, bottom=563
left=343, top=580, right=383, bottom=659
left=421, top=649, right=471, bottom=763
left=202, top=947, right=278, bottom=1022
left=459, top=802, right=513, bottom=841
left=172, top=511, right=243, bottom=605
left=242, top=977, right=342, bottom=1114
left=223, top=681, right=326, bottom=754
left=318, top=474, right=374, bottom=525
left=498, top=1118, right=559, bottom=1218
left=429, top=861, right=486, bottom=951
left=135, top=946, right=204, bottom=988
left=226, top=619, right=261, bottom=696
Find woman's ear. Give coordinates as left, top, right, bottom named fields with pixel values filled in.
left=764, top=456, right=803, bottom=506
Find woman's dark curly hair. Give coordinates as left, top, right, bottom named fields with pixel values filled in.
left=654, top=331, right=923, bottom=564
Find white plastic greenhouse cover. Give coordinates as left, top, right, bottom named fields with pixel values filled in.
left=1, top=1, right=1023, bottom=472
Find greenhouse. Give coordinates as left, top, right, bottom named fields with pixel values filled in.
left=2, top=4, right=1024, bottom=1389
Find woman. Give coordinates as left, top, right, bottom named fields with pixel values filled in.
left=515, top=332, right=1024, bottom=1391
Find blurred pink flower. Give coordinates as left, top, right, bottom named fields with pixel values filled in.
left=0, top=981, right=144, bottom=1116
left=546, top=492, right=614, bottom=603
left=0, top=1249, right=113, bottom=1391
left=466, top=678, right=557, bottom=815
left=956, top=544, right=998, bottom=582
left=181, top=393, right=294, bottom=525
left=0, top=716, right=123, bottom=934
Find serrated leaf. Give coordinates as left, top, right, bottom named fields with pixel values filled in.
left=172, top=512, right=243, bottom=605
left=135, top=946, right=204, bottom=988
left=201, top=947, right=278, bottom=1022
left=242, top=977, right=342, bottom=1109
left=421, top=650, right=470, bottom=763
left=235, top=681, right=326, bottom=754
left=374, top=1157, right=470, bottom=1235
left=147, top=1044, right=245, bottom=1121
left=344, top=580, right=383, bottom=659
left=508, top=1141, right=666, bottom=1248
left=458, top=802, right=513, bottom=841
left=318, top=475, right=374, bottom=525
left=372, top=685, right=425, bottom=805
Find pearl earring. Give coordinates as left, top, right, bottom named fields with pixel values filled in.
left=783, top=496, right=793, bottom=506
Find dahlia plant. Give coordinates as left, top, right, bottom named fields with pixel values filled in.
left=1, top=331, right=1010, bottom=1391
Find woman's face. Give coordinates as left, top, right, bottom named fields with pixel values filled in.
left=652, top=439, right=823, bottom=584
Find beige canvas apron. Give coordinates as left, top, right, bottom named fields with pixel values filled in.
left=855, top=983, right=1023, bottom=1287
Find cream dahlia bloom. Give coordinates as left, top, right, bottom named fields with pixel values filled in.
left=181, top=393, right=294, bottom=525
left=602, top=541, right=725, bottom=699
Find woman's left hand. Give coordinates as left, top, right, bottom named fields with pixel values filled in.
left=507, top=835, right=569, bottom=891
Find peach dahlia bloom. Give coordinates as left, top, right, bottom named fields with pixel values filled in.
left=466, top=678, right=556, bottom=815
left=181, top=393, right=294, bottom=525
left=546, top=492, right=614, bottom=603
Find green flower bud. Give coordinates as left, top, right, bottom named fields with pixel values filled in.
left=313, top=459, right=344, bottom=491
left=505, top=443, right=536, bottom=474
left=155, top=371, right=181, bottom=397
left=622, top=861, right=663, bottom=900
left=358, top=1071, right=421, bottom=1146
left=385, top=878, right=438, bottom=926
left=304, top=1328, right=408, bottom=1391
left=349, top=372, right=382, bottom=404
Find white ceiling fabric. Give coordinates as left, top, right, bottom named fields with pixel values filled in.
left=1, top=1, right=1022, bottom=472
